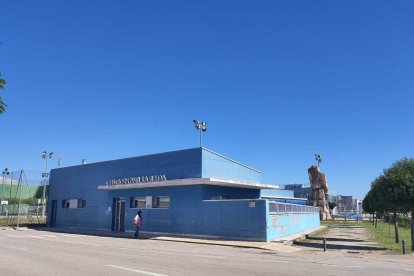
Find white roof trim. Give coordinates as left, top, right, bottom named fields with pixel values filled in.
left=97, top=178, right=279, bottom=190
left=261, top=196, right=308, bottom=200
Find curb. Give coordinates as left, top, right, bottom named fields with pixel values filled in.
left=283, top=226, right=327, bottom=245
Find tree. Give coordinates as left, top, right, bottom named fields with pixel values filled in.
left=383, top=158, right=414, bottom=249
left=362, top=189, right=375, bottom=223
left=381, top=160, right=412, bottom=243
left=363, top=178, right=387, bottom=228
left=0, top=73, right=6, bottom=114
left=328, top=201, right=337, bottom=219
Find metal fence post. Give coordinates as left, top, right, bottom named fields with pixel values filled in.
left=323, top=238, right=327, bottom=251
left=402, top=240, right=406, bottom=255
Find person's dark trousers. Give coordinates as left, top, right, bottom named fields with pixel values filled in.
left=134, top=226, right=140, bottom=238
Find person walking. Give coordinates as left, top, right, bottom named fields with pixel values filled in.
left=134, top=211, right=142, bottom=238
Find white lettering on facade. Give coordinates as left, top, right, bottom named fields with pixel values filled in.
left=105, top=174, right=167, bottom=186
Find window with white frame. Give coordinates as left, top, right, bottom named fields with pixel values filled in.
left=131, top=197, right=146, bottom=208
left=152, top=196, right=170, bottom=208
left=62, top=199, right=86, bottom=209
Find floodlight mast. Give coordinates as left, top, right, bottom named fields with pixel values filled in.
left=41, top=151, right=53, bottom=217
left=193, top=120, right=207, bottom=147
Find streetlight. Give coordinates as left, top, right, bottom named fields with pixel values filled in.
left=41, top=151, right=53, bottom=217
left=1, top=168, right=9, bottom=215
left=314, top=154, right=322, bottom=167
left=193, top=120, right=207, bottom=147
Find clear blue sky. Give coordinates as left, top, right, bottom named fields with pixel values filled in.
left=1, top=1, right=413, bottom=199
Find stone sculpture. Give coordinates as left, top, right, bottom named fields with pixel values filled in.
left=308, top=165, right=332, bottom=220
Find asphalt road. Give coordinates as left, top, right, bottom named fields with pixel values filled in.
left=0, top=228, right=413, bottom=276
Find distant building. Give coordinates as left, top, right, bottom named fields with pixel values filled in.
left=327, top=195, right=361, bottom=215
left=283, top=184, right=313, bottom=205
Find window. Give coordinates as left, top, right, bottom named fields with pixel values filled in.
left=152, top=196, right=170, bottom=208
left=62, top=199, right=70, bottom=208
left=77, top=199, right=86, bottom=208
left=131, top=197, right=146, bottom=208
left=62, top=199, right=85, bottom=209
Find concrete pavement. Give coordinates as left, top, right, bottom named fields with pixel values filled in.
left=0, top=227, right=413, bottom=275
left=25, top=225, right=326, bottom=253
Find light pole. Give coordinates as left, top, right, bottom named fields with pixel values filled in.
left=41, top=151, right=53, bottom=217
left=1, top=168, right=9, bottom=215
left=193, top=120, right=207, bottom=147
left=314, top=154, right=322, bottom=167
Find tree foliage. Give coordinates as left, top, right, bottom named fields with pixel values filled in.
left=328, top=201, right=337, bottom=211
left=363, top=158, right=414, bottom=249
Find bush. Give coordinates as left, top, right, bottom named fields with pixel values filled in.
left=384, top=213, right=412, bottom=227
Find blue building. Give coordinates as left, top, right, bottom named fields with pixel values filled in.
left=48, top=148, right=320, bottom=241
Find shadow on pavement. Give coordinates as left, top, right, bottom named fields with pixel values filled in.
left=293, top=240, right=386, bottom=251
left=306, top=237, right=366, bottom=242
left=328, top=225, right=363, bottom=229
left=27, top=226, right=256, bottom=243
left=28, top=226, right=152, bottom=240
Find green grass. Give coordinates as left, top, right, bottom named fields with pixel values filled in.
left=363, top=221, right=412, bottom=254
left=0, top=216, right=46, bottom=227
left=321, top=220, right=361, bottom=226
left=321, top=220, right=412, bottom=254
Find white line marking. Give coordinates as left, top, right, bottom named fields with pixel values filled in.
left=404, top=269, right=414, bottom=271
left=106, top=265, right=169, bottom=276
left=5, top=246, right=28, bottom=251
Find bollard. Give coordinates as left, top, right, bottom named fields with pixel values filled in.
left=323, top=237, right=327, bottom=252
left=402, top=240, right=406, bottom=255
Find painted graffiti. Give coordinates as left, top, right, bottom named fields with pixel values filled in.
left=289, top=216, right=300, bottom=226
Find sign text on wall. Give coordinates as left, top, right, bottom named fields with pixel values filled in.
left=105, top=174, right=167, bottom=186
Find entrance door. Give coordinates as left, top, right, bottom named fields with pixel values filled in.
left=50, top=200, right=57, bottom=227
left=113, top=198, right=126, bottom=231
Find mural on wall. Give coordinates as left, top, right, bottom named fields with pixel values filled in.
left=308, top=165, right=332, bottom=220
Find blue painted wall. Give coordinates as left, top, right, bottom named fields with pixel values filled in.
left=260, top=189, right=294, bottom=198
left=200, top=185, right=260, bottom=200
left=202, top=148, right=261, bottom=183
left=201, top=199, right=267, bottom=240
left=50, top=183, right=268, bottom=240
left=275, top=199, right=307, bottom=205
left=48, top=147, right=319, bottom=241
left=266, top=213, right=320, bottom=241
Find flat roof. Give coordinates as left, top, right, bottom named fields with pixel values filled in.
left=97, top=178, right=278, bottom=190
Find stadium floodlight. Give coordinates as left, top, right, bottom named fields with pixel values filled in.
left=41, top=151, right=54, bottom=217
left=193, top=120, right=207, bottom=147
left=2, top=168, right=9, bottom=176
left=193, top=120, right=200, bottom=129
left=314, top=154, right=322, bottom=167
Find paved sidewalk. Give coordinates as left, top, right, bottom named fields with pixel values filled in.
left=293, top=223, right=386, bottom=254
left=15, top=225, right=325, bottom=253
